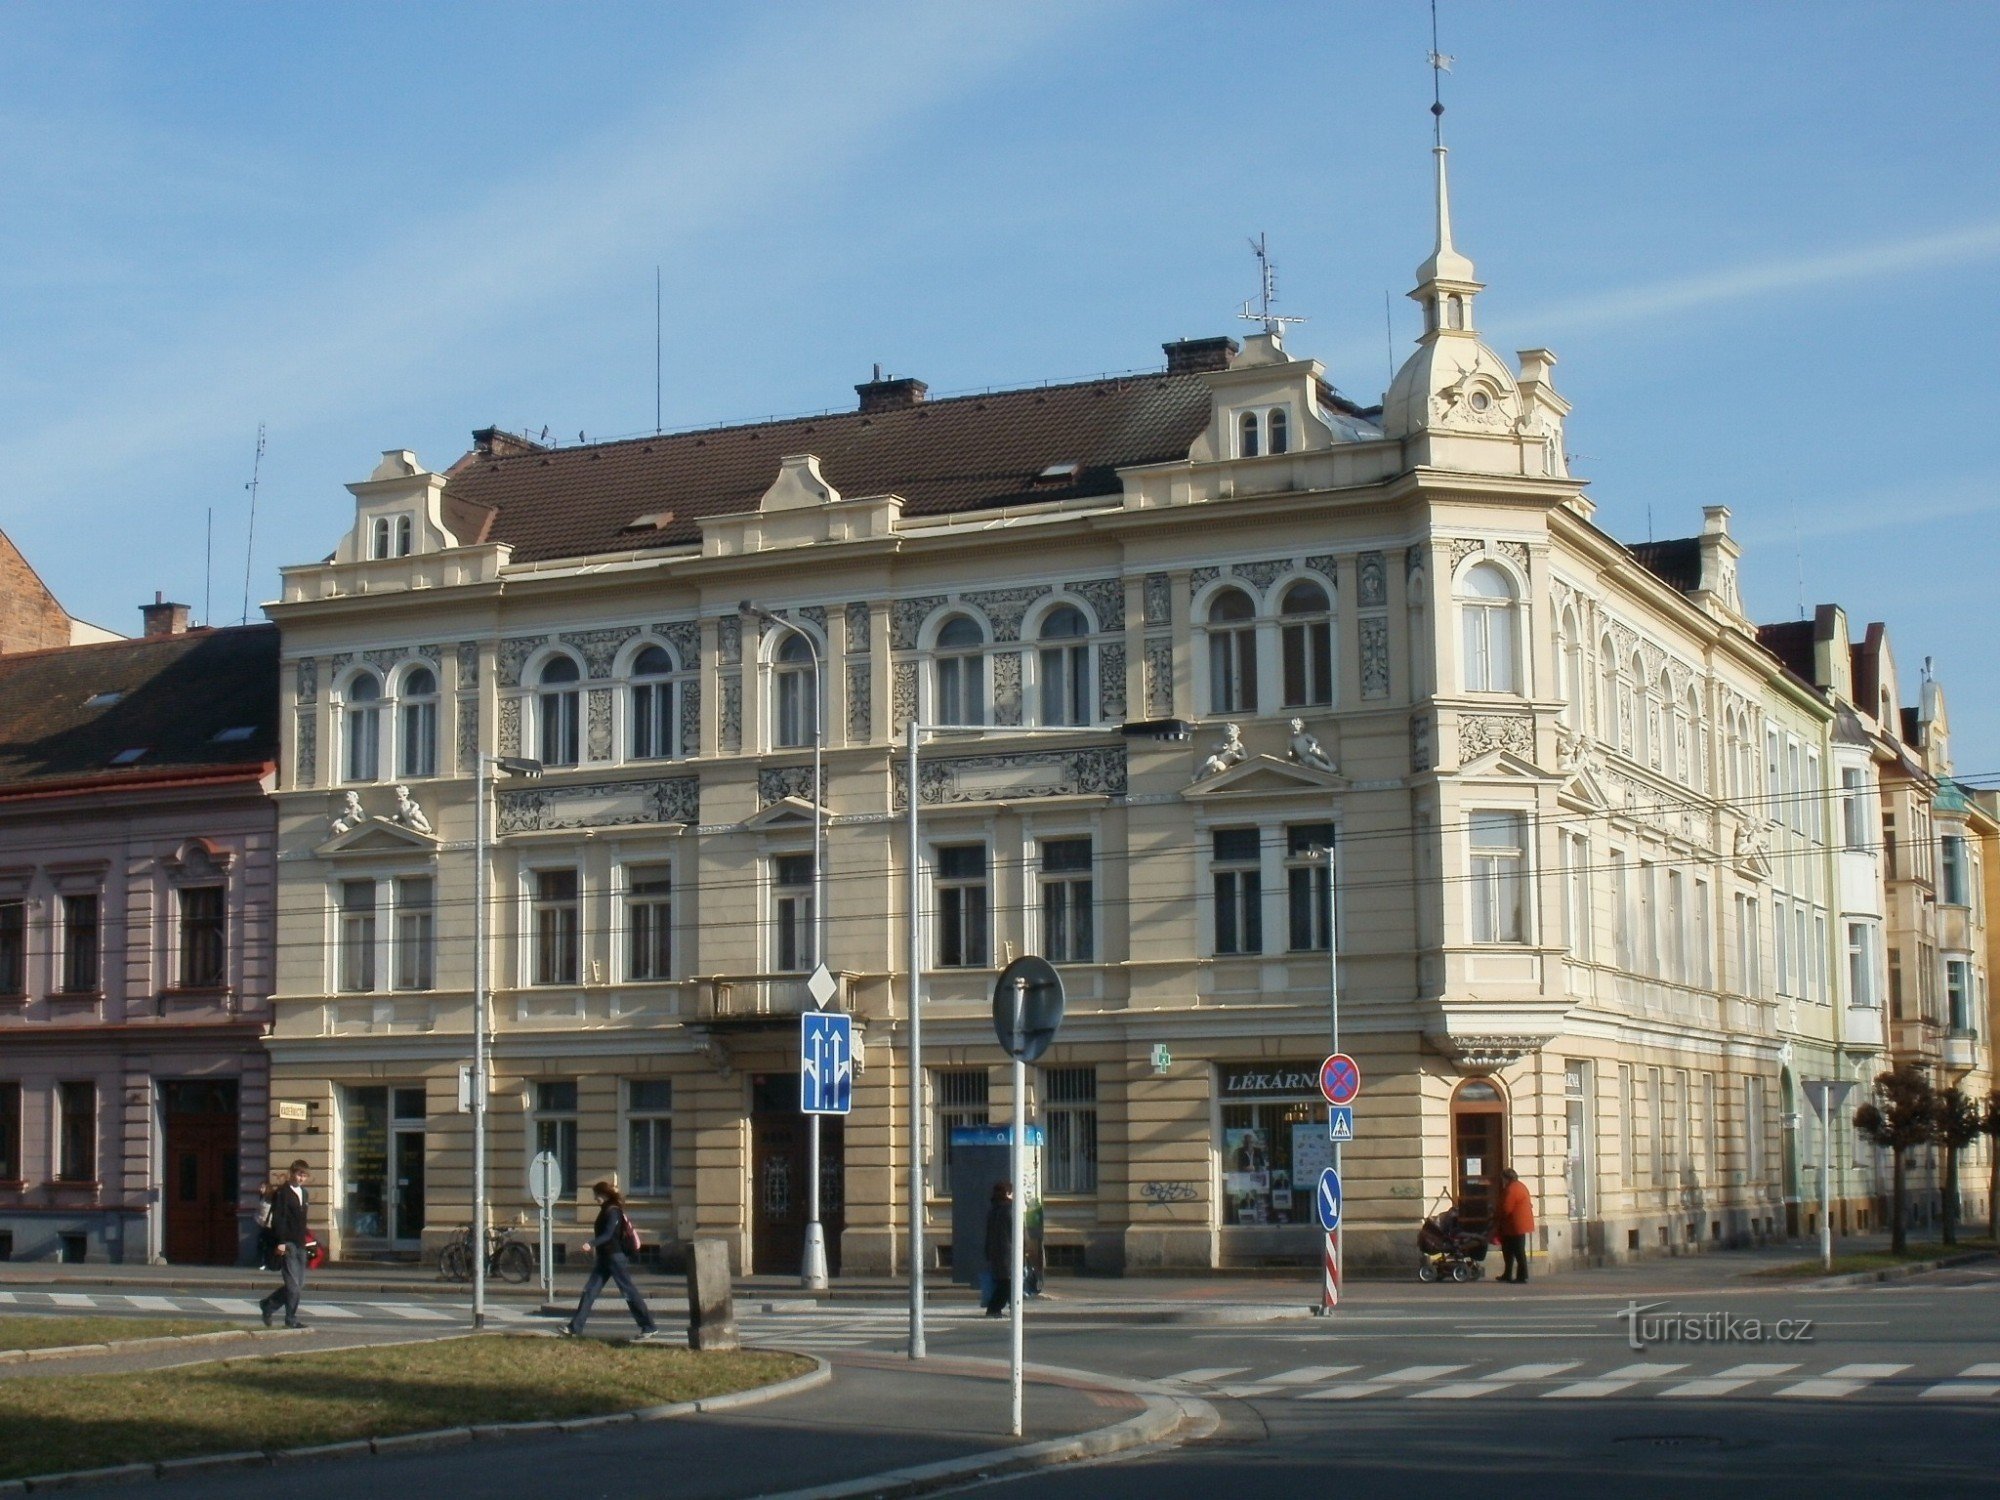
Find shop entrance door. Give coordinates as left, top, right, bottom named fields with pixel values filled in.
left=749, top=1074, right=844, bottom=1277
left=1451, top=1079, right=1507, bottom=1233
left=393, top=1127, right=426, bottom=1243
left=162, top=1081, right=240, bottom=1265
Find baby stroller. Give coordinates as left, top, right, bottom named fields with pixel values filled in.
left=1416, top=1195, right=1490, bottom=1282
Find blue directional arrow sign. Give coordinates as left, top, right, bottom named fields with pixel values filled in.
left=1327, top=1106, right=1354, bottom=1143
left=1315, top=1167, right=1343, bottom=1232
left=800, top=1012, right=853, bottom=1115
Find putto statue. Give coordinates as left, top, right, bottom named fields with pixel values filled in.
left=391, top=785, right=433, bottom=835
left=1287, top=718, right=1338, bottom=774
left=1195, top=723, right=1246, bottom=781
left=330, top=790, right=365, bottom=835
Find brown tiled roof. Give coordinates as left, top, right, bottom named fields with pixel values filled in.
left=1756, top=620, right=1816, bottom=685
left=443, top=373, right=1221, bottom=563
left=1626, top=537, right=1701, bottom=594
left=0, top=625, right=279, bottom=795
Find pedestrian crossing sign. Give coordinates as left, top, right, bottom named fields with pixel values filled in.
left=1328, top=1106, right=1354, bottom=1142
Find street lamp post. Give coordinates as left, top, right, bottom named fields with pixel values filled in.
left=471, top=752, right=542, bottom=1329
left=742, top=603, right=829, bottom=1291
left=1314, top=841, right=1342, bottom=1311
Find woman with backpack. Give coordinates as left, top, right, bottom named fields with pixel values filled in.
left=561, top=1180, right=660, bottom=1340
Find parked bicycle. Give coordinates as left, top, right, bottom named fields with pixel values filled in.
left=438, top=1224, right=535, bottom=1284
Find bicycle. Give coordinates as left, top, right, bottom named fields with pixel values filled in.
left=438, top=1224, right=535, bottom=1284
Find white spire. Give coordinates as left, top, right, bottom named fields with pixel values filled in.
left=1415, top=142, right=1478, bottom=291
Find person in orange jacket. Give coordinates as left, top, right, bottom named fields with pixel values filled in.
left=1491, top=1168, right=1535, bottom=1284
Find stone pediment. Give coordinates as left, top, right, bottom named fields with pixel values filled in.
left=741, top=796, right=822, bottom=831
left=316, top=818, right=440, bottom=859
left=1454, top=748, right=1554, bottom=783
left=1182, top=754, right=1345, bottom=800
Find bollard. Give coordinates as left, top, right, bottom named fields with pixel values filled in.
left=685, top=1238, right=740, bottom=1351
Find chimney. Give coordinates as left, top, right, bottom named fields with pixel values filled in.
left=470, top=426, right=548, bottom=458
left=855, top=375, right=928, bottom=414
left=141, top=591, right=190, bottom=637
left=1163, top=336, right=1239, bottom=375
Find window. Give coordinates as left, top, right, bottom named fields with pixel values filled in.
left=177, top=885, right=226, bottom=989
left=0, top=1081, right=17, bottom=1181
left=1947, top=960, right=1972, bottom=1034
left=1457, top=563, right=1520, bottom=693
left=1285, top=822, right=1333, bottom=952
left=1636, top=861, right=1657, bottom=975
left=1211, top=827, right=1263, bottom=955
left=932, top=616, right=987, bottom=726
left=533, top=870, right=580, bottom=986
left=1039, top=838, right=1094, bottom=964
left=1610, top=849, right=1630, bottom=968
left=1647, top=1066, right=1664, bottom=1186
left=1469, top=812, right=1527, bottom=944
left=338, top=880, right=377, bottom=992
left=1036, top=606, right=1093, bottom=727
left=1773, top=897, right=1790, bottom=996
left=1842, top=769, right=1867, bottom=849
left=1042, top=1066, right=1098, bottom=1195
left=1597, top=641, right=1620, bottom=744
left=1889, top=947, right=1904, bottom=1017
left=1745, top=1076, right=1766, bottom=1187
left=935, top=844, right=989, bottom=968
left=0, top=901, right=20, bottom=995
left=772, top=854, right=815, bottom=973
left=934, top=1068, right=989, bottom=1193
left=1279, top=581, right=1334, bottom=708
left=1561, top=832, right=1591, bottom=961
left=1942, top=835, right=1968, bottom=905
left=537, top=656, right=582, bottom=767
left=1882, top=809, right=1899, bottom=879
left=60, top=893, right=100, bottom=993
left=371, top=513, right=414, bottom=560
left=626, top=865, right=673, bottom=981
left=1664, top=870, right=1686, bottom=983
left=1205, top=589, right=1258, bottom=714
left=1618, top=1064, right=1635, bottom=1185
left=626, top=1079, right=672, bottom=1196
left=58, top=1080, right=95, bottom=1181
left=532, top=1081, right=578, bottom=1197
left=630, top=645, right=678, bottom=760
left=1847, top=922, right=1875, bottom=1008
left=344, top=672, right=383, bottom=782
left=1805, top=751, right=1823, bottom=842
left=1267, top=407, right=1289, bottom=456
left=1765, top=727, right=1781, bottom=822
left=1693, top=879, right=1712, bottom=987
left=392, top=667, right=438, bottom=779
left=393, top=877, right=434, bottom=991
left=1555, top=613, right=1582, bottom=727
left=773, top=633, right=818, bottom=749
left=1702, top=1073, right=1718, bottom=1181
left=1238, top=410, right=1260, bottom=458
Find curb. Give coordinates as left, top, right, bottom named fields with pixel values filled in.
left=0, top=1327, right=305, bottom=1366
left=2, top=1351, right=829, bottom=1492
left=755, top=1358, right=1218, bottom=1500
left=1802, top=1247, right=1997, bottom=1289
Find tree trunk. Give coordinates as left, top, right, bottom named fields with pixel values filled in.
left=1942, top=1144, right=1959, bottom=1247
left=1988, top=1142, right=1998, bottom=1244
left=1891, top=1149, right=1908, bottom=1256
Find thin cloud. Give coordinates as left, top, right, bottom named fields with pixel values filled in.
left=1736, top=473, right=2000, bottom=545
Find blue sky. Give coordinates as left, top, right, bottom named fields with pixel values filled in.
left=3, top=1, right=1995, bottom=758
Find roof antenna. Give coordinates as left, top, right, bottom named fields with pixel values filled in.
left=1430, top=0, right=1453, bottom=150
left=1384, top=289, right=1396, bottom=388
left=204, top=507, right=213, bottom=627
left=240, top=423, right=265, bottom=626
left=654, top=266, right=663, bottom=435
left=1239, top=232, right=1307, bottom=338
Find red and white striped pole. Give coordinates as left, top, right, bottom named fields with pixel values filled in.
left=1322, top=1228, right=1340, bottom=1311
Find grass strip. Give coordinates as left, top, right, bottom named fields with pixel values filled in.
left=0, top=1316, right=228, bottom=1352
left=1747, top=1238, right=1997, bottom=1279
left=0, top=1335, right=811, bottom=1481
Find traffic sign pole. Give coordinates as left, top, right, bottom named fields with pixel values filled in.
left=1009, top=974, right=1027, bottom=1439
left=1322, top=841, right=1342, bottom=1316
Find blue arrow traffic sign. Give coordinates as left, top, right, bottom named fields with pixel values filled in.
left=1315, top=1167, right=1343, bottom=1231
left=800, top=1012, right=853, bottom=1115
left=1328, top=1106, right=1354, bottom=1142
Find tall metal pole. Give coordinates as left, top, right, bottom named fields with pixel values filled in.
left=1325, top=843, right=1341, bottom=1313
left=802, top=627, right=828, bottom=1291
left=1009, top=975, right=1027, bottom=1437
left=906, top=718, right=926, bottom=1358
left=471, top=754, right=490, bottom=1329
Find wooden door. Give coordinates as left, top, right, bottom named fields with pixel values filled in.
left=162, top=1082, right=240, bottom=1265
left=749, top=1074, right=844, bottom=1276
left=1450, top=1079, right=1507, bottom=1234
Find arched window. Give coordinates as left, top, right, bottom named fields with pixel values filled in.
left=397, top=666, right=437, bottom=779
left=1683, top=687, right=1703, bottom=788
left=933, top=615, right=987, bottom=726
left=1205, top=588, right=1259, bottom=714
left=396, top=515, right=413, bottom=556
left=1238, top=411, right=1260, bottom=459
left=1457, top=563, right=1520, bottom=694
left=1267, top=408, right=1289, bottom=456
left=370, top=517, right=392, bottom=560
left=344, top=672, right=382, bottom=782
left=538, top=656, right=581, bottom=767
left=1597, top=638, right=1619, bottom=741
left=1657, top=672, right=1677, bottom=778
left=1036, top=605, right=1092, bottom=726
left=1279, top=580, right=1333, bottom=707
left=1631, top=653, right=1653, bottom=764
left=630, top=645, right=677, bottom=761
left=1556, top=610, right=1583, bottom=727
left=773, top=633, right=818, bottom=748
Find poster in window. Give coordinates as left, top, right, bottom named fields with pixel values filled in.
left=1224, top=1127, right=1271, bottom=1224
left=1292, top=1123, right=1334, bottom=1186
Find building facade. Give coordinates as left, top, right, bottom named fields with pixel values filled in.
left=0, top=607, right=279, bottom=1263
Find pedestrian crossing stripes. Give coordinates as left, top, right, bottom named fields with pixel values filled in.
left=0, top=1287, right=527, bottom=1326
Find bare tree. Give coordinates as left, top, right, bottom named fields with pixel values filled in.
left=1981, top=1090, right=2000, bottom=1244
left=1933, top=1088, right=1981, bottom=1248
left=1853, top=1063, right=1937, bottom=1256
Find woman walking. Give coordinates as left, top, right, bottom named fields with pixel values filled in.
left=562, top=1180, right=659, bottom=1340
left=983, top=1180, right=1015, bottom=1318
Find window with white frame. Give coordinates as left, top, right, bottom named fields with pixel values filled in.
left=935, top=843, right=989, bottom=967
left=532, top=1081, right=578, bottom=1196
left=1468, top=812, right=1528, bottom=943
left=393, top=877, right=434, bottom=991
left=1618, top=1063, right=1635, bottom=1185
left=1038, top=837, right=1094, bottom=963
left=1561, top=831, right=1591, bottom=961
left=532, top=869, right=580, bottom=986
left=397, top=667, right=438, bottom=779
left=629, top=645, right=679, bottom=761
left=1597, top=640, right=1620, bottom=746
left=1211, top=827, right=1262, bottom=955
left=773, top=632, right=818, bottom=749
left=626, top=864, right=673, bottom=981
left=537, top=656, right=582, bottom=767
left=57, top=1079, right=96, bottom=1182
left=1457, top=563, right=1520, bottom=694
left=1035, top=606, right=1093, bottom=727
left=344, top=671, right=383, bottom=782
left=1846, top=921, right=1875, bottom=1008
left=1765, top=727, right=1781, bottom=822
left=1041, top=1066, right=1098, bottom=1194
left=1638, top=860, right=1658, bottom=974
left=626, top=1079, right=672, bottom=1195
left=1284, top=822, right=1334, bottom=952
left=1237, top=409, right=1261, bottom=458
left=178, top=884, right=226, bottom=989
left=1702, top=1073, right=1718, bottom=1181
left=1736, top=893, right=1761, bottom=995
left=771, top=853, right=815, bottom=973
left=1841, top=768, right=1867, bottom=849
left=1610, top=848, right=1630, bottom=968
left=1664, top=870, right=1686, bottom=982
left=1941, top=835, right=1968, bottom=905
left=1647, top=1066, right=1664, bottom=1185
left=1693, top=878, right=1713, bottom=987
left=337, top=879, right=376, bottom=992
left=370, top=513, right=415, bottom=560
left=1556, top=610, right=1582, bottom=727
left=1267, top=406, right=1290, bottom=455
left=1279, top=580, right=1334, bottom=708
left=932, top=616, right=987, bottom=726
left=933, top=1068, right=989, bottom=1193
left=1773, top=898, right=1790, bottom=996
left=58, top=891, right=99, bottom=994
left=1947, top=959, right=1973, bottom=1033
left=1204, top=589, right=1258, bottom=714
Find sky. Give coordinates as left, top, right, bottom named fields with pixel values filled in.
left=3, top=1, right=1996, bottom=761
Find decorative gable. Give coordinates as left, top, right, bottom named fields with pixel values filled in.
left=315, top=818, right=440, bottom=860
left=1182, top=754, right=1346, bottom=801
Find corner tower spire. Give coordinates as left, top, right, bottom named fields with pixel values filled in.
left=1412, top=16, right=1480, bottom=336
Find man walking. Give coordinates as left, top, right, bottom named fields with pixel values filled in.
left=983, top=1181, right=1015, bottom=1318
left=260, top=1159, right=313, bottom=1330
left=1492, top=1167, right=1535, bottom=1284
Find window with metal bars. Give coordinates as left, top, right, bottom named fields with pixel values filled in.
left=1040, top=1066, right=1098, bottom=1195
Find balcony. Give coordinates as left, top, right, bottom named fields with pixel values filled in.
left=1943, top=1031, right=1984, bottom=1073
left=694, top=971, right=855, bottom=1027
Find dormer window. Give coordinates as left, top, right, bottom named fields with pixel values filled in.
left=1235, top=407, right=1292, bottom=459
left=370, top=514, right=415, bottom=560
left=1238, top=411, right=1260, bottom=459
left=1267, top=408, right=1289, bottom=455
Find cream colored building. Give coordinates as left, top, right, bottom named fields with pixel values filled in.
left=263, top=141, right=1957, bottom=1273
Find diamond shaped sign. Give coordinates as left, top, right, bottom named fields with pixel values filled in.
left=806, top=963, right=838, bottom=1010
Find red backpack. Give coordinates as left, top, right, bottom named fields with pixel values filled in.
left=618, top=1210, right=643, bottom=1257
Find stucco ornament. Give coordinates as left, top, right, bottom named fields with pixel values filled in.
left=391, top=785, right=433, bottom=835
left=1194, top=723, right=1246, bottom=781
left=1287, top=719, right=1338, bottom=774
left=330, top=791, right=365, bottom=835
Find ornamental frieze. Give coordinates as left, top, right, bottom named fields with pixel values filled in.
left=889, top=595, right=948, bottom=651
left=1357, top=551, right=1387, bottom=608
left=846, top=662, right=871, bottom=741
left=295, top=657, right=318, bottom=704
left=456, top=696, right=479, bottom=774
left=1065, top=577, right=1124, bottom=634
left=845, top=601, right=872, bottom=654
left=892, top=746, right=1127, bottom=810
left=497, top=636, right=544, bottom=689
left=1142, top=573, right=1171, bottom=627
left=294, top=714, right=317, bottom=786
left=757, top=765, right=825, bottom=808
left=497, top=776, right=699, bottom=835
left=1098, top=641, right=1127, bottom=722
left=1359, top=617, right=1390, bottom=700
left=960, top=586, right=1046, bottom=642
left=1144, top=638, right=1174, bottom=717
left=1458, top=712, right=1535, bottom=761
